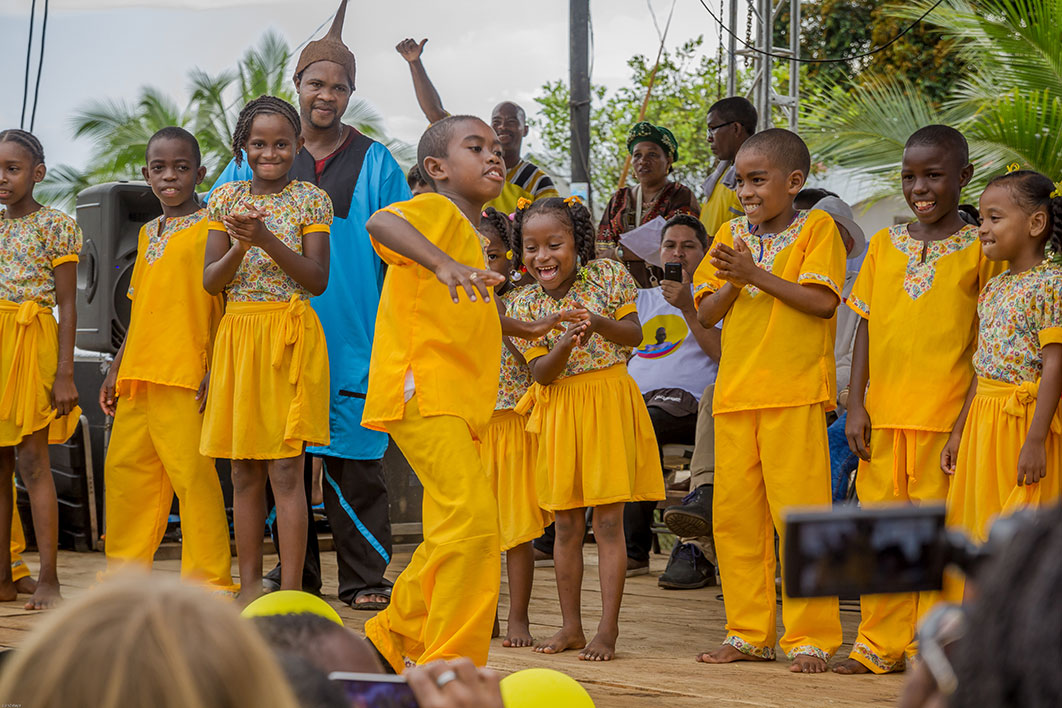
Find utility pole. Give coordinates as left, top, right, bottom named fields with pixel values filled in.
left=570, top=0, right=591, bottom=207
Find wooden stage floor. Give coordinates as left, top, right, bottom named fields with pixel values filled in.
left=0, top=547, right=903, bottom=707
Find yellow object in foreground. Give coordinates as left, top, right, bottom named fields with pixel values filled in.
left=242, top=589, right=344, bottom=626
left=500, top=668, right=595, bottom=708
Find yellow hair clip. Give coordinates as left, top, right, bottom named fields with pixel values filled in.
left=563, top=195, right=584, bottom=207
left=1051, top=181, right=1062, bottom=199
left=1006, top=162, right=1021, bottom=174
left=505, top=249, right=514, bottom=260
left=516, top=197, right=533, bottom=211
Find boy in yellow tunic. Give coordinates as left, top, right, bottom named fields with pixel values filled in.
left=837, top=125, right=998, bottom=675
left=693, top=129, right=845, bottom=673
left=0, top=129, right=81, bottom=610
left=362, top=115, right=506, bottom=671
left=99, top=128, right=234, bottom=591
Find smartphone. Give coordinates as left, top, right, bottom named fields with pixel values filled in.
left=663, top=262, right=683, bottom=282
left=329, top=672, right=419, bottom=708
left=783, top=504, right=948, bottom=598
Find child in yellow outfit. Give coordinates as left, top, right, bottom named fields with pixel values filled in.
left=362, top=115, right=507, bottom=671
left=508, top=196, right=664, bottom=663
left=943, top=170, right=1062, bottom=545
left=840, top=126, right=996, bottom=675
left=693, top=129, right=845, bottom=673
left=0, top=129, right=81, bottom=610
left=202, top=97, right=332, bottom=599
left=99, top=128, right=234, bottom=592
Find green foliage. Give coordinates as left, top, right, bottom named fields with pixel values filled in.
left=531, top=37, right=735, bottom=205
left=39, top=31, right=412, bottom=211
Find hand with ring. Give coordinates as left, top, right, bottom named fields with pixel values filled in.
left=404, top=659, right=504, bottom=708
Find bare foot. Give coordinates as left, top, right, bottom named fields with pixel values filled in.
left=0, top=579, right=16, bottom=602
left=833, top=658, right=871, bottom=675
left=790, top=653, right=829, bottom=673
left=14, top=576, right=37, bottom=595
left=696, top=644, right=771, bottom=664
left=502, top=619, right=534, bottom=648
left=534, top=626, right=586, bottom=655
left=25, top=580, right=61, bottom=610
left=578, top=627, right=618, bottom=661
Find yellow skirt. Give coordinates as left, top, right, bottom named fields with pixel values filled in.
left=516, top=364, right=664, bottom=511
left=478, top=409, right=552, bottom=550
left=200, top=297, right=329, bottom=460
left=0, top=301, right=79, bottom=447
left=947, top=376, right=1062, bottom=543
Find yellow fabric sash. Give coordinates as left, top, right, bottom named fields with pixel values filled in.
left=0, top=300, right=51, bottom=430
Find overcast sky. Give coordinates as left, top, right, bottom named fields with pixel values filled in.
left=0, top=0, right=727, bottom=176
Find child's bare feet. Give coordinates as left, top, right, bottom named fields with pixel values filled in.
left=25, top=579, right=61, bottom=610
left=502, top=619, right=535, bottom=648
left=533, top=625, right=586, bottom=655
left=789, top=653, right=829, bottom=673
left=578, top=626, right=618, bottom=661
left=696, top=644, right=771, bottom=664
left=14, top=576, right=37, bottom=595
left=0, top=579, right=17, bottom=602
left=832, top=658, right=871, bottom=675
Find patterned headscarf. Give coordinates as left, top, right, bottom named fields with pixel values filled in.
left=627, top=121, right=679, bottom=162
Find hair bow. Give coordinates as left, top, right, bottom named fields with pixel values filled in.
left=516, top=197, right=533, bottom=211
left=1052, top=181, right=1062, bottom=199
left=1006, top=162, right=1021, bottom=174
left=563, top=195, right=584, bottom=207
left=505, top=249, right=514, bottom=260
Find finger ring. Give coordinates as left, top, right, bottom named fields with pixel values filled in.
left=469, top=272, right=479, bottom=280
left=435, top=669, right=458, bottom=689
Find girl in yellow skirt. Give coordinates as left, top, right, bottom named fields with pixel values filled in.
left=508, top=196, right=665, bottom=662
left=943, top=170, right=1062, bottom=555
left=202, top=97, right=332, bottom=601
left=0, top=129, right=81, bottom=610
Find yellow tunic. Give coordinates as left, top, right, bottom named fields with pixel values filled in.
left=0, top=207, right=82, bottom=446
left=700, top=179, right=743, bottom=239
left=846, top=224, right=998, bottom=431
left=692, top=209, right=846, bottom=413
left=363, top=193, right=502, bottom=439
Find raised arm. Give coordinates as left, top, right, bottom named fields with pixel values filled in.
left=396, top=38, right=448, bottom=123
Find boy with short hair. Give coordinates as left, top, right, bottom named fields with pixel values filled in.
left=362, top=115, right=506, bottom=671
left=837, top=125, right=996, bottom=675
left=693, top=128, right=845, bottom=673
left=100, top=127, right=234, bottom=592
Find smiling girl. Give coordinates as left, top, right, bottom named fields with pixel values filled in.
left=508, top=196, right=664, bottom=662
left=201, top=96, right=332, bottom=601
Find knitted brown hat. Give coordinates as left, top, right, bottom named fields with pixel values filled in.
left=294, top=0, right=356, bottom=89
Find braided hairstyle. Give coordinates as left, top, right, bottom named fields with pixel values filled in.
left=0, top=129, right=45, bottom=165
left=479, top=206, right=516, bottom=294
left=987, top=169, right=1062, bottom=259
left=230, top=96, right=301, bottom=167
left=511, top=197, right=596, bottom=277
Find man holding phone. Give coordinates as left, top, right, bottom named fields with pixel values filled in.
left=624, top=214, right=721, bottom=583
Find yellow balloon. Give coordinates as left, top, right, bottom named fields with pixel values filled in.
left=499, top=668, right=595, bottom=708
left=240, top=590, right=344, bottom=626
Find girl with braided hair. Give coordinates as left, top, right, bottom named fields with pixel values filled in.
left=942, top=170, right=1062, bottom=558
left=0, top=128, right=81, bottom=610
left=507, top=196, right=664, bottom=661
left=202, top=96, right=333, bottom=600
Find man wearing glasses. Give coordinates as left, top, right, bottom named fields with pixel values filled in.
left=699, top=97, right=758, bottom=237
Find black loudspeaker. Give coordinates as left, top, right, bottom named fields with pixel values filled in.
left=74, top=182, right=162, bottom=354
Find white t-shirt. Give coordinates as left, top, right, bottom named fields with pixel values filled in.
left=627, top=287, right=719, bottom=400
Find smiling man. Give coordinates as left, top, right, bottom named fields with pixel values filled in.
left=208, top=0, right=410, bottom=610
left=700, top=97, right=757, bottom=238
left=396, top=37, right=559, bottom=213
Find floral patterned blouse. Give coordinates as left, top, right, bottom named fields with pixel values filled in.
left=0, top=206, right=82, bottom=307
left=507, top=258, right=639, bottom=379
left=496, top=292, right=534, bottom=411
left=207, top=180, right=332, bottom=302
left=974, top=261, right=1062, bottom=384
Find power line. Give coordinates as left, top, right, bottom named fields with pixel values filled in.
left=697, top=0, right=947, bottom=64
left=20, top=0, right=36, bottom=129
left=29, top=0, right=50, bottom=132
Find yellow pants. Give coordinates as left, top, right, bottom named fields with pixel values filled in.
left=364, top=397, right=501, bottom=671
left=714, top=404, right=841, bottom=661
left=10, top=500, right=29, bottom=583
left=105, top=382, right=234, bottom=591
left=850, top=428, right=950, bottom=673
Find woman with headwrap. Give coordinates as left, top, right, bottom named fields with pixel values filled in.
left=597, top=121, right=700, bottom=286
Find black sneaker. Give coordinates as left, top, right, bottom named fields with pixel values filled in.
left=658, top=542, right=716, bottom=590
left=663, top=484, right=712, bottom=538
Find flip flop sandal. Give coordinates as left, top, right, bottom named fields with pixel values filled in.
left=351, top=592, right=391, bottom=611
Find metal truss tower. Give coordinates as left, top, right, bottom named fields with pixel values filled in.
left=725, top=0, right=800, bottom=131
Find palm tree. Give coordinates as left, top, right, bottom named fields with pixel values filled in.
left=803, top=0, right=1062, bottom=199
left=42, top=30, right=414, bottom=210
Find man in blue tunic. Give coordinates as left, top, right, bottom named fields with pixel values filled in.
left=209, top=0, right=410, bottom=608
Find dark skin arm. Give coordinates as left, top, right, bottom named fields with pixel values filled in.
left=1016, top=343, right=1062, bottom=485
left=940, top=377, right=978, bottom=474
left=223, top=210, right=329, bottom=295
left=52, top=262, right=78, bottom=417
left=203, top=229, right=249, bottom=295
left=845, top=317, right=872, bottom=461
left=527, top=321, right=587, bottom=385
left=395, top=38, right=448, bottom=123
left=575, top=310, right=642, bottom=348
left=499, top=305, right=587, bottom=340
left=365, top=210, right=503, bottom=303
left=697, top=282, right=741, bottom=328
left=661, top=275, right=721, bottom=361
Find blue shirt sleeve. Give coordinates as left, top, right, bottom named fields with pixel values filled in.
left=203, top=154, right=251, bottom=205
left=369, top=143, right=413, bottom=211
